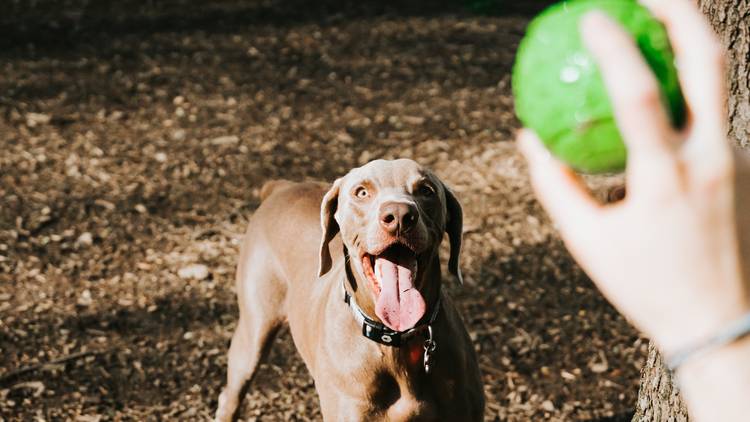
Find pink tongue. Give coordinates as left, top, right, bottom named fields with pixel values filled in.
left=374, top=256, right=426, bottom=331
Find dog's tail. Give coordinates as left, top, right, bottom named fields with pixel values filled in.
left=259, top=180, right=293, bottom=202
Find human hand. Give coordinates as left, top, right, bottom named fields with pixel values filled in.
left=517, top=0, right=749, bottom=354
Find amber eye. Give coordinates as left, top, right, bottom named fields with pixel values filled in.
left=417, top=183, right=435, bottom=197
left=355, top=186, right=369, bottom=199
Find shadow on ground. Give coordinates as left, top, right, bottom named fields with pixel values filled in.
left=0, top=0, right=555, bottom=55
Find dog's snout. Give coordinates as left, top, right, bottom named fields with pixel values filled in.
left=379, top=201, right=419, bottom=234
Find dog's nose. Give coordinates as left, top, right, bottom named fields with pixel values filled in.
left=379, top=202, right=419, bottom=234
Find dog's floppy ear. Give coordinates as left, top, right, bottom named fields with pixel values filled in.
left=443, top=184, right=464, bottom=284
left=318, top=178, right=342, bottom=277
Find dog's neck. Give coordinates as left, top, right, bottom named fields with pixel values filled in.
left=344, top=247, right=442, bottom=325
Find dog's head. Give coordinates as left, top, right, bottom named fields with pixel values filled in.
left=317, top=159, right=463, bottom=331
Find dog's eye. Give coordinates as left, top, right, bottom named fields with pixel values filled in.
left=417, top=184, right=435, bottom=196
left=355, top=186, right=369, bottom=199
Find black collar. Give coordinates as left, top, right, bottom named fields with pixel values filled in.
left=341, top=246, right=441, bottom=348
left=342, top=281, right=441, bottom=347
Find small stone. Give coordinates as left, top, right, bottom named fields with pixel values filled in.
left=117, top=298, right=134, bottom=307
left=541, top=400, right=555, bottom=412
left=561, top=370, right=576, bottom=380
left=94, top=199, right=115, bottom=211
left=25, top=112, right=51, bottom=127
left=171, top=129, right=186, bottom=141
left=134, top=204, right=147, bottom=214
left=77, top=290, right=93, bottom=307
left=154, top=152, right=167, bottom=163
left=178, top=264, right=209, bottom=280
left=335, top=131, right=354, bottom=144
left=76, top=232, right=93, bottom=247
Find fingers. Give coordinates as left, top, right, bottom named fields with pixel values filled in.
left=641, top=0, right=726, bottom=133
left=581, top=11, right=681, bottom=195
left=639, top=0, right=730, bottom=183
left=517, top=130, right=600, bottom=235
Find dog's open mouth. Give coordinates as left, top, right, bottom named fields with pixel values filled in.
left=361, top=244, right=426, bottom=331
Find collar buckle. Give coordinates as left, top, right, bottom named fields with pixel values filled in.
left=423, top=325, right=436, bottom=374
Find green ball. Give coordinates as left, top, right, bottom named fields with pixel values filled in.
left=512, top=0, right=686, bottom=173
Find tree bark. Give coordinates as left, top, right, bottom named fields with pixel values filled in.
left=632, top=344, right=690, bottom=421
left=699, top=0, right=750, bottom=147
left=633, top=1, right=750, bottom=421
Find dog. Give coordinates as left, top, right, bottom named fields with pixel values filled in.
left=215, top=159, right=484, bottom=421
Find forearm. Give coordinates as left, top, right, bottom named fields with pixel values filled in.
left=678, top=336, right=750, bottom=422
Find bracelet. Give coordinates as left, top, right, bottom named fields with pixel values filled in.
left=667, top=312, right=750, bottom=372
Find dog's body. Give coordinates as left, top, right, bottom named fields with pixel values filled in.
left=215, top=160, right=484, bottom=421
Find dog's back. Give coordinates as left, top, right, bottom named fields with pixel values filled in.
left=247, top=180, right=331, bottom=286
left=259, top=179, right=295, bottom=202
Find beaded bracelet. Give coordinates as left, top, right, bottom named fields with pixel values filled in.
left=667, top=312, right=750, bottom=371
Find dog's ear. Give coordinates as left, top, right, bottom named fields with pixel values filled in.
left=318, top=178, right=342, bottom=277
left=443, top=184, right=464, bottom=284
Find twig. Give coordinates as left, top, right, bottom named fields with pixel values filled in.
left=480, top=362, right=505, bottom=377
left=0, top=349, right=109, bottom=385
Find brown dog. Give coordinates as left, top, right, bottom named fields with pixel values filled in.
left=214, top=159, right=484, bottom=421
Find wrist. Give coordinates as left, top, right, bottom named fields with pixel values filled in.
left=678, top=333, right=750, bottom=375
left=652, top=296, right=750, bottom=356
left=675, top=335, right=750, bottom=421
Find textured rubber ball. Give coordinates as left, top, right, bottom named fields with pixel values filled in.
left=512, top=0, right=686, bottom=173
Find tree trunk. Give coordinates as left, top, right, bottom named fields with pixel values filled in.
left=633, top=1, right=750, bottom=421
left=632, top=344, right=690, bottom=421
left=699, top=0, right=750, bottom=147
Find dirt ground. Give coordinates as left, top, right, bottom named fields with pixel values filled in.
left=0, top=1, right=644, bottom=420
